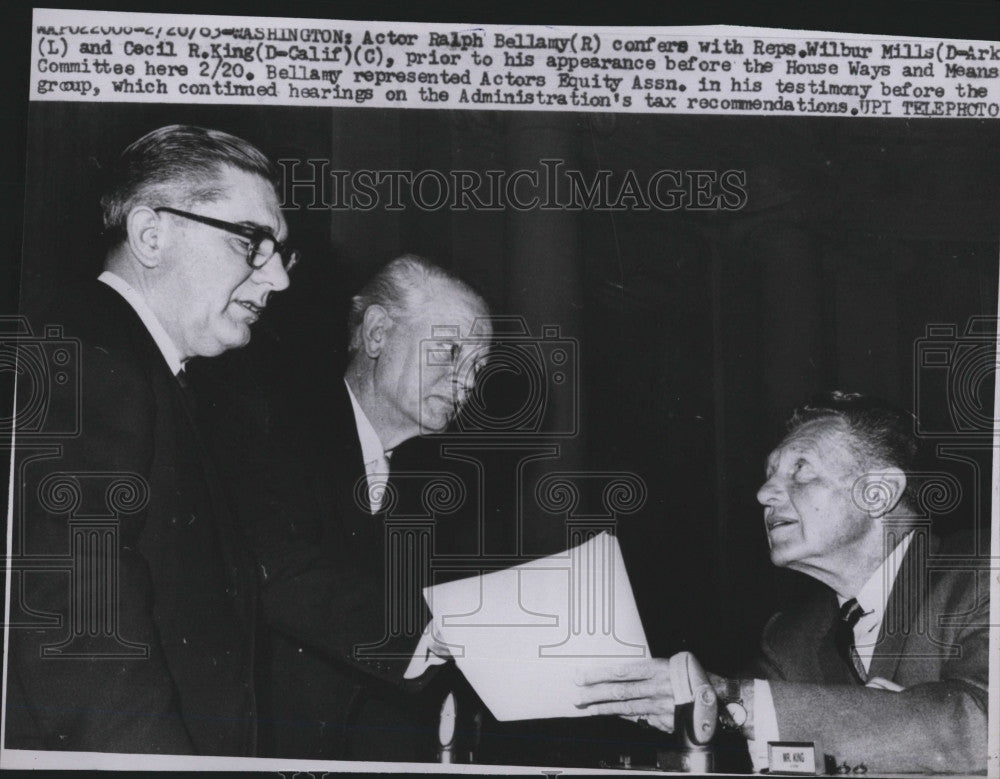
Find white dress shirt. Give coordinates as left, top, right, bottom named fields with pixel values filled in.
left=838, top=531, right=914, bottom=670
left=344, top=379, right=391, bottom=514
left=98, top=270, right=185, bottom=376
left=748, top=531, right=915, bottom=772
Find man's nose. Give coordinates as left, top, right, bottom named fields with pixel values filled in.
left=254, top=254, right=291, bottom=291
left=756, top=477, right=782, bottom=506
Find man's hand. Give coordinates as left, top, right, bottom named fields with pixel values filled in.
left=425, top=622, right=453, bottom=661
left=573, top=658, right=677, bottom=732
left=403, top=621, right=452, bottom=680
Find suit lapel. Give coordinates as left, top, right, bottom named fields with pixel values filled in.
left=868, top=530, right=937, bottom=681
left=316, top=383, right=377, bottom=538
left=170, top=374, right=255, bottom=624
left=105, top=283, right=255, bottom=627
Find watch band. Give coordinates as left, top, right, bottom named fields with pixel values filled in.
left=718, top=678, right=748, bottom=731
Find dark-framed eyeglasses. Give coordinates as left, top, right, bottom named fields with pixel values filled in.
left=154, top=206, right=300, bottom=272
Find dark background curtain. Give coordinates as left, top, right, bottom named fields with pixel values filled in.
left=19, top=102, right=998, bottom=676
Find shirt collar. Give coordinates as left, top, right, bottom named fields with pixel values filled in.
left=98, top=271, right=185, bottom=376
left=344, top=379, right=388, bottom=468
left=838, top=530, right=915, bottom=625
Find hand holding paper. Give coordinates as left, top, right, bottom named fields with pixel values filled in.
left=410, top=532, right=651, bottom=721
left=403, top=621, right=453, bottom=679
left=573, top=651, right=718, bottom=741
left=574, top=658, right=678, bottom=731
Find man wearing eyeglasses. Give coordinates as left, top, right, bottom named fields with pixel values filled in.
left=7, top=125, right=296, bottom=756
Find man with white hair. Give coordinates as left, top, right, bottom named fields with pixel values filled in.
left=251, top=255, right=491, bottom=761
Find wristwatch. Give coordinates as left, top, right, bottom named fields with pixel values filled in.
left=719, top=678, right=748, bottom=731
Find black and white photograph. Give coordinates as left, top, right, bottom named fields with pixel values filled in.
left=1, top=2, right=997, bottom=775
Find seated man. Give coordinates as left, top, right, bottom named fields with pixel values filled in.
left=574, top=391, right=989, bottom=774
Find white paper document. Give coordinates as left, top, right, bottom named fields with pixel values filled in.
left=410, top=532, right=650, bottom=721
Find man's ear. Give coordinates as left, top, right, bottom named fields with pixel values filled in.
left=855, top=467, right=907, bottom=518
left=125, top=206, right=164, bottom=269
left=361, top=305, right=390, bottom=358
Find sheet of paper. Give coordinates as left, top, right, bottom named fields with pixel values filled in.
left=420, top=532, right=650, bottom=721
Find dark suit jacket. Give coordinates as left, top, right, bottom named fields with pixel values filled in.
left=753, top=531, right=989, bottom=774
left=246, top=383, right=446, bottom=761
left=6, top=281, right=257, bottom=756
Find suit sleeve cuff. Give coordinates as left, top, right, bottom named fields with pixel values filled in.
left=746, top=678, right=779, bottom=773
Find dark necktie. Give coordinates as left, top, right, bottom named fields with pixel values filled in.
left=834, top=598, right=868, bottom=684
left=175, top=368, right=198, bottom=415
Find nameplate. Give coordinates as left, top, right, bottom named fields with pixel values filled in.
left=767, top=741, right=821, bottom=775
